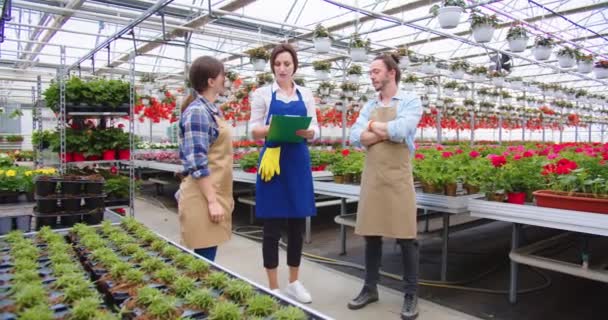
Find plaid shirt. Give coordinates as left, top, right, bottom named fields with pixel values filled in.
left=179, top=96, right=220, bottom=178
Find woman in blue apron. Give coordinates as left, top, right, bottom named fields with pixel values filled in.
left=249, top=44, right=319, bottom=304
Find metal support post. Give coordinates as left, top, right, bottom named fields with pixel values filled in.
left=129, top=52, right=136, bottom=217
left=441, top=213, right=450, bottom=282
left=59, top=46, right=66, bottom=174
left=510, top=223, right=522, bottom=304
left=339, top=198, right=347, bottom=255
left=436, top=76, right=442, bottom=144
left=469, top=82, right=475, bottom=146
left=575, top=125, right=578, bottom=143
left=588, top=124, right=592, bottom=143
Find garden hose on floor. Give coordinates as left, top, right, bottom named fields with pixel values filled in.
left=232, top=226, right=553, bottom=295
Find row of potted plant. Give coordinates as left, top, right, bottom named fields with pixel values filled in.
left=412, top=142, right=608, bottom=213
left=35, top=127, right=131, bottom=162
left=43, top=77, right=130, bottom=113
left=238, top=149, right=342, bottom=174
left=68, top=219, right=312, bottom=320
left=0, top=135, right=24, bottom=143
left=0, top=167, right=56, bottom=203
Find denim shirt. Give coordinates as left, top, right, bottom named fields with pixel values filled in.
left=349, top=90, right=422, bottom=154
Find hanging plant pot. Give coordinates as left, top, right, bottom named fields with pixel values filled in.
left=320, top=87, right=330, bottom=96
left=350, top=47, right=367, bottom=62
left=437, top=6, right=463, bottom=29
left=472, top=74, right=486, bottom=82
left=313, top=37, right=332, bottom=53
left=402, top=83, right=415, bottom=91
left=533, top=190, right=608, bottom=214
left=533, top=46, right=552, bottom=61
left=507, top=37, right=528, bottom=53
left=118, top=149, right=130, bottom=160
left=315, top=70, right=330, bottom=80
left=443, top=88, right=454, bottom=96
left=507, top=192, right=526, bottom=204
left=347, top=74, right=360, bottom=83
left=102, top=150, right=116, bottom=160
left=399, top=57, right=410, bottom=69
left=557, top=55, right=575, bottom=68
left=472, top=25, right=495, bottom=43
left=420, top=63, right=436, bottom=74
left=491, top=77, right=505, bottom=87
left=509, top=81, right=523, bottom=90
left=593, top=67, right=608, bottom=79
left=451, top=69, right=465, bottom=79
left=251, top=59, right=267, bottom=71
left=576, top=61, right=593, bottom=74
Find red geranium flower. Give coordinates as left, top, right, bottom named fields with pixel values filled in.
left=442, top=152, right=453, bottom=158
left=415, top=153, right=425, bottom=160
left=469, top=150, right=480, bottom=158
left=523, top=150, right=534, bottom=157
left=489, top=155, right=507, bottom=168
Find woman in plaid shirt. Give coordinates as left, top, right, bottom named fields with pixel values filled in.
left=177, top=56, right=234, bottom=262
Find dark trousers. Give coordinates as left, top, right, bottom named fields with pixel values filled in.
left=194, top=246, right=218, bottom=261
left=262, top=218, right=305, bottom=269
left=364, top=236, right=419, bottom=295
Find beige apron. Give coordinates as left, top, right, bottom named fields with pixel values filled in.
left=355, top=106, right=417, bottom=239
left=178, top=116, right=234, bottom=249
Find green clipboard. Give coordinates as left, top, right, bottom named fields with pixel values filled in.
left=266, top=115, right=312, bottom=143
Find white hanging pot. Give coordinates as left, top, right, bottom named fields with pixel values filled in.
left=426, top=86, right=436, bottom=94
left=344, top=90, right=354, bottom=98
left=557, top=55, right=575, bottom=68
left=320, top=88, right=330, bottom=96
left=421, top=63, right=436, bottom=74
left=451, top=69, right=465, bottom=79
left=533, top=46, right=552, bottom=61
left=472, top=25, right=495, bottom=43
left=402, top=83, right=415, bottom=91
left=472, top=74, right=486, bottom=82
left=576, top=61, right=593, bottom=74
left=437, top=6, right=463, bottom=29
left=508, top=37, right=528, bottom=53
left=510, top=81, right=523, bottom=90
left=315, top=70, right=330, bottom=80
left=399, top=57, right=410, bottom=69
left=504, top=97, right=513, bottom=104
left=459, top=90, right=469, bottom=98
left=444, top=88, right=454, bottom=96
left=350, top=47, right=367, bottom=62
left=491, top=77, right=505, bottom=87
left=251, top=58, right=267, bottom=71
left=347, top=74, right=360, bottom=83
left=313, top=37, right=332, bottom=53
left=594, top=67, right=608, bottom=79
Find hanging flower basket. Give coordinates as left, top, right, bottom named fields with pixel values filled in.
left=533, top=190, right=608, bottom=214
left=402, top=83, right=415, bottom=91
left=508, top=37, right=528, bottom=53
left=451, top=69, right=465, bottom=79
left=577, top=61, right=593, bottom=74
left=350, top=47, right=367, bottom=62
left=533, top=46, right=552, bottom=61
left=557, top=54, right=575, bottom=68
left=315, top=70, right=330, bottom=80
left=313, top=37, right=332, bottom=53
left=437, top=6, right=463, bottom=29
left=472, top=25, right=495, bottom=43
left=593, top=62, right=608, bottom=79
left=347, top=74, right=360, bottom=83
left=399, top=56, right=410, bottom=69
left=251, top=59, right=267, bottom=71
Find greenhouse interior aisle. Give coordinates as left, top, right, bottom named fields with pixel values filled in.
left=131, top=194, right=481, bottom=320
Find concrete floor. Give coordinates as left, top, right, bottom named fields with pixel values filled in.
left=132, top=196, right=481, bottom=320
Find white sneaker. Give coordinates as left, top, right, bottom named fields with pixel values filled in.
left=284, top=280, right=312, bottom=304
left=271, top=288, right=282, bottom=296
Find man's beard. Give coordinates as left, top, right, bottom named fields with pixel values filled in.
left=374, top=77, right=389, bottom=92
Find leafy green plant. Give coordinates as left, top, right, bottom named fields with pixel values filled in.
left=136, top=287, right=163, bottom=307
left=534, top=36, right=554, bottom=47
left=449, top=60, right=469, bottom=72
left=172, top=275, right=197, bottom=297
left=14, top=284, right=47, bottom=309
left=239, top=151, right=260, bottom=171
left=225, top=71, right=239, bottom=82
left=17, top=304, right=54, bottom=320
left=350, top=33, right=371, bottom=50
left=206, top=271, right=230, bottom=290
left=146, top=296, right=178, bottom=319
left=185, top=288, right=215, bottom=311
left=245, top=294, right=278, bottom=317
left=313, top=24, right=331, bottom=38
left=401, top=74, right=418, bottom=83
left=272, top=306, right=307, bottom=320
left=470, top=11, right=499, bottom=29
left=70, top=297, right=102, bottom=320
left=506, top=24, right=527, bottom=40
left=312, top=61, right=332, bottom=71
left=223, top=279, right=254, bottom=303
left=245, top=47, right=270, bottom=61
left=109, top=262, right=131, bottom=280
left=124, top=269, right=146, bottom=286
left=174, top=253, right=196, bottom=268
left=43, top=80, right=59, bottom=112
left=208, top=301, right=241, bottom=320
left=154, top=267, right=180, bottom=283
left=104, top=176, right=130, bottom=199
left=347, top=64, right=363, bottom=75
left=470, top=66, right=488, bottom=75
left=187, top=258, right=210, bottom=277
left=140, top=257, right=165, bottom=273
left=557, top=46, right=579, bottom=59
left=63, top=282, right=99, bottom=304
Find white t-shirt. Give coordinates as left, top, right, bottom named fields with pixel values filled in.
left=249, top=81, right=320, bottom=139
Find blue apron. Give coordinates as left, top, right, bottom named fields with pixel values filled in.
left=255, top=89, right=316, bottom=218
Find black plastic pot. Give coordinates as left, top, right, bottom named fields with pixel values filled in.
left=61, top=181, right=81, bottom=195
left=0, top=192, right=20, bottom=204
left=36, top=216, right=57, bottom=229
left=35, top=180, right=57, bottom=196
left=37, top=199, right=59, bottom=214
left=85, top=197, right=105, bottom=210
left=62, top=198, right=82, bottom=212
left=84, top=183, right=103, bottom=195
left=83, top=211, right=103, bottom=225
left=60, top=215, right=81, bottom=227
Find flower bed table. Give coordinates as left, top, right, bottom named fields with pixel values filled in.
left=468, top=198, right=608, bottom=304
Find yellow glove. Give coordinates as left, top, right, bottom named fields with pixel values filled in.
left=258, top=147, right=281, bottom=182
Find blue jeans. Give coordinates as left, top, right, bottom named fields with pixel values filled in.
left=194, top=246, right=218, bottom=261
